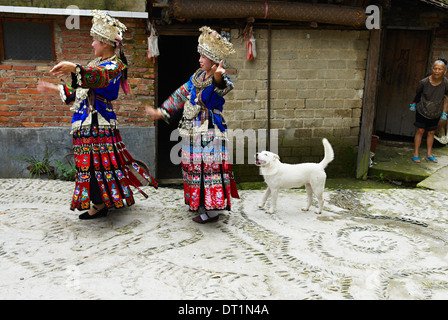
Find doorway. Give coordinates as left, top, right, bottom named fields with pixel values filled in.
left=156, top=34, right=198, bottom=183
left=375, top=29, right=433, bottom=137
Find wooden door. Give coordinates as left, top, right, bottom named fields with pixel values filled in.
left=375, top=29, right=432, bottom=137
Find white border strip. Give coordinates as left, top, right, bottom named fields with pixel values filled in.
left=0, top=5, right=148, bottom=19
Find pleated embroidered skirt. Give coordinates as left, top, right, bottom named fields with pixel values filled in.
left=70, top=119, right=157, bottom=211
left=181, top=130, right=239, bottom=212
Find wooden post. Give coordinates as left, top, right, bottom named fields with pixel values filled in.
left=356, top=28, right=381, bottom=179
left=267, top=24, right=272, bottom=151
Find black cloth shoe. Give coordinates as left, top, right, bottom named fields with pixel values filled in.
left=192, top=213, right=220, bottom=224
left=79, top=205, right=108, bottom=220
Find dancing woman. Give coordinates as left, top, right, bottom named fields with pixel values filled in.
left=146, top=26, right=239, bottom=224
left=38, top=10, right=157, bottom=219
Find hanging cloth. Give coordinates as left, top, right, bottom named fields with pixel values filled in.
left=147, top=21, right=159, bottom=62
left=246, top=27, right=256, bottom=60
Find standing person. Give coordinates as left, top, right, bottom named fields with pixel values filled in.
left=38, top=10, right=157, bottom=219
left=146, top=26, right=239, bottom=224
left=410, top=60, right=448, bottom=163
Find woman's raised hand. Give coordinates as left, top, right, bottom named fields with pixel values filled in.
left=211, top=60, right=226, bottom=76
left=37, top=80, right=59, bottom=94
left=50, top=61, right=77, bottom=78
left=145, top=106, right=163, bottom=121
left=212, top=60, right=226, bottom=85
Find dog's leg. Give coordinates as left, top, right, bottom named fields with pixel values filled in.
left=312, top=180, right=325, bottom=214
left=258, top=187, right=271, bottom=209
left=315, top=191, right=323, bottom=214
left=302, top=183, right=313, bottom=212
left=267, top=189, right=279, bottom=214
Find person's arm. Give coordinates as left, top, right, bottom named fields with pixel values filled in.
left=441, top=80, right=448, bottom=120
left=411, top=79, right=424, bottom=110
left=146, top=82, right=190, bottom=124
left=212, top=60, right=225, bottom=86
left=441, top=96, right=448, bottom=120
left=36, top=81, right=59, bottom=95
left=50, top=60, right=125, bottom=89
left=145, top=106, right=163, bottom=120
left=37, top=80, right=75, bottom=104
left=212, top=60, right=234, bottom=96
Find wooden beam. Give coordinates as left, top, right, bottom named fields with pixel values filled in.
left=170, top=0, right=367, bottom=27
left=356, top=28, right=382, bottom=179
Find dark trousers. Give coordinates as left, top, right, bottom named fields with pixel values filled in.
left=88, top=113, right=103, bottom=206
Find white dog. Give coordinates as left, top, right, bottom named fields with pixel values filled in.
left=255, top=138, right=334, bottom=214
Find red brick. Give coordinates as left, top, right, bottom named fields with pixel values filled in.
left=2, top=71, right=23, bottom=77
left=0, top=89, right=17, bottom=94
left=18, top=89, right=40, bottom=94
left=13, top=65, right=36, bottom=71
left=22, top=72, right=42, bottom=77
left=0, top=100, right=19, bottom=105
left=4, top=83, right=23, bottom=88
left=16, top=77, right=38, bottom=83
left=21, top=111, right=40, bottom=116
left=22, top=122, right=44, bottom=127
left=0, top=110, right=20, bottom=116
left=20, top=101, right=42, bottom=106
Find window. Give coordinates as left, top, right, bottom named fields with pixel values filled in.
left=1, top=19, right=54, bottom=61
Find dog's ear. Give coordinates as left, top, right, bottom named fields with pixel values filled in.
left=274, top=154, right=280, bottom=161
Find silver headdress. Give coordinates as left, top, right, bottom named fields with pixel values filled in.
left=90, top=10, right=127, bottom=46
left=197, top=26, right=235, bottom=63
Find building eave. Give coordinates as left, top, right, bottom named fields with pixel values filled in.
left=420, top=0, right=448, bottom=10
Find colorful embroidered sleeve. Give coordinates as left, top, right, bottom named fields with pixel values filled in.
left=58, top=83, right=76, bottom=104
left=72, top=59, right=125, bottom=89
left=160, top=82, right=190, bottom=123
left=214, top=74, right=234, bottom=97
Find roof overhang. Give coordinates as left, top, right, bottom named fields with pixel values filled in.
left=420, top=0, right=448, bottom=10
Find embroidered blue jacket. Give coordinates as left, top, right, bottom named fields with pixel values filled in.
left=160, top=70, right=233, bottom=133
left=58, top=56, right=126, bottom=132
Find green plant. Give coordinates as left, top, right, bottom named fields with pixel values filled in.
left=18, top=148, right=56, bottom=179
left=54, top=159, right=77, bottom=181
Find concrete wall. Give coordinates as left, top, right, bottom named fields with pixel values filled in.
left=0, top=127, right=156, bottom=178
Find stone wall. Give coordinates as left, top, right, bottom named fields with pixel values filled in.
left=225, top=28, right=369, bottom=180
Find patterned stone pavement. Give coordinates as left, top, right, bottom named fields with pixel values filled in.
left=1, top=178, right=448, bottom=300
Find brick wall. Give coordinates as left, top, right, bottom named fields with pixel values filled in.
left=0, top=14, right=155, bottom=129
left=226, top=28, right=369, bottom=179
left=432, top=29, right=448, bottom=63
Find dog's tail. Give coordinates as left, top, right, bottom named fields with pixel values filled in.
left=319, top=138, right=334, bottom=169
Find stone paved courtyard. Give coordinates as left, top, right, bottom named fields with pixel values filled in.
left=1, top=178, right=448, bottom=300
